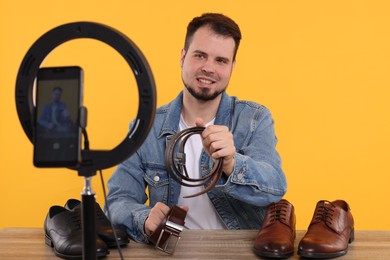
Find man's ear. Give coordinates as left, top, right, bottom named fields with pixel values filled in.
left=180, top=49, right=186, bottom=67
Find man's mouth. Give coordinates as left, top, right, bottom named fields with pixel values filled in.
left=197, top=77, right=215, bottom=85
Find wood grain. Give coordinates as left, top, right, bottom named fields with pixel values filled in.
left=0, top=228, right=389, bottom=259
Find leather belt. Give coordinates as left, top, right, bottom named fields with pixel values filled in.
left=164, top=126, right=224, bottom=198
left=148, top=205, right=187, bottom=254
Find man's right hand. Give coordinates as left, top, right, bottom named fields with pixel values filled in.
left=144, top=202, right=188, bottom=237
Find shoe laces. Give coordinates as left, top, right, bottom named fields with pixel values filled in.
left=269, top=201, right=288, bottom=222
left=70, top=212, right=82, bottom=230
left=314, top=200, right=335, bottom=225
left=96, top=208, right=107, bottom=221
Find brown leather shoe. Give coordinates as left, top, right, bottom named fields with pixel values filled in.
left=253, top=199, right=296, bottom=258
left=298, top=200, right=354, bottom=258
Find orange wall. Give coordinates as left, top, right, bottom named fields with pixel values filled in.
left=1, top=0, right=390, bottom=230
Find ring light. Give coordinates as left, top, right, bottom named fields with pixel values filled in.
left=15, top=21, right=156, bottom=175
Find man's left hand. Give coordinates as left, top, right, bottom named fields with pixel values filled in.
left=195, top=118, right=236, bottom=176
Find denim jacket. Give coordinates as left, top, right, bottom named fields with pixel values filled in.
left=106, top=91, right=287, bottom=243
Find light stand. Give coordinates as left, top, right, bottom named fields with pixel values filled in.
left=15, top=22, right=157, bottom=259
left=81, top=176, right=97, bottom=260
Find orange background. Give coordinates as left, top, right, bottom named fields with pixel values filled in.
left=1, top=0, right=390, bottom=230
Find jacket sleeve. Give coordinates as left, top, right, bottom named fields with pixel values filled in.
left=106, top=151, right=151, bottom=243
left=38, top=104, right=51, bottom=128
left=217, top=106, right=287, bottom=206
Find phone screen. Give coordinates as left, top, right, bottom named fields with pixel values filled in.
left=33, top=66, right=83, bottom=167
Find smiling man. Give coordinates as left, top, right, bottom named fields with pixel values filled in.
left=106, top=13, right=287, bottom=244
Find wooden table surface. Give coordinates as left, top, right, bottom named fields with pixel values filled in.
left=0, top=228, right=389, bottom=259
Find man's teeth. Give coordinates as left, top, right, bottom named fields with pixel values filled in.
left=199, top=78, right=213, bottom=84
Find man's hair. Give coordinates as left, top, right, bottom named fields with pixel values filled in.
left=184, top=13, right=242, bottom=61
left=52, top=87, right=63, bottom=93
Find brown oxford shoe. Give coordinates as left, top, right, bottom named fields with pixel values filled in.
left=253, top=199, right=296, bottom=258
left=298, top=200, right=354, bottom=259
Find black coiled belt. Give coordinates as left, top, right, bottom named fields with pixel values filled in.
left=164, top=126, right=224, bottom=198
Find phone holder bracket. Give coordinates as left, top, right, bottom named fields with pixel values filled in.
left=80, top=106, right=87, bottom=130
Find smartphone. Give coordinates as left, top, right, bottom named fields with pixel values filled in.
left=33, top=66, right=83, bottom=167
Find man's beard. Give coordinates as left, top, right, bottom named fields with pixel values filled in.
left=184, top=83, right=225, bottom=101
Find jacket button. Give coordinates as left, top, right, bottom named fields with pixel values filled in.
left=153, top=175, right=160, bottom=182
left=237, top=172, right=243, bottom=180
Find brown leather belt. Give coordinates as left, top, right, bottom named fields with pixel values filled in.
left=148, top=205, right=187, bottom=254
left=164, top=126, right=224, bottom=198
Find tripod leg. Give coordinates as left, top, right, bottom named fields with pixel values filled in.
left=81, top=177, right=97, bottom=260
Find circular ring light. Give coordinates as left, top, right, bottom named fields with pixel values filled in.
left=15, top=22, right=156, bottom=175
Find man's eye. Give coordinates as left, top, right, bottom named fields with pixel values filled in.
left=216, top=59, right=228, bottom=64
left=195, top=54, right=205, bottom=59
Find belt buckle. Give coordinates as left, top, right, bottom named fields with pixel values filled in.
left=155, top=220, right=183, bottom=254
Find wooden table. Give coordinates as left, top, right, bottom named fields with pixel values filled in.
left=0, top=228, right=389, bottom=259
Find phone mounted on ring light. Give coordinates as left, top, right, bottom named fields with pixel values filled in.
left=15, top=21, right=156, bottom=177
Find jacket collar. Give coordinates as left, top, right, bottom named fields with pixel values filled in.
left=159, top=91, right=233, bottom=138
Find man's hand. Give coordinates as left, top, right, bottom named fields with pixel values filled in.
left=195, top=118, right=236, bottom=176
left=144, top=202, right=189, bottom=236
left=62, top=109, right=71, bottom=119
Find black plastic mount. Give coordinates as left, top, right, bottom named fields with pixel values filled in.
left=15, top=21, right=157, bottom=177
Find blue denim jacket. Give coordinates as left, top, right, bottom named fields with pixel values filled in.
left=106, top=91, right=287, bottom=243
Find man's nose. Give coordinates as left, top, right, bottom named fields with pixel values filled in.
left=201, top=59, right=215, bottom=74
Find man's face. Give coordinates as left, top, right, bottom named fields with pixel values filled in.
left=180, top=26, right=236, bottom=101
left=52, top=89, right=62, bottom=103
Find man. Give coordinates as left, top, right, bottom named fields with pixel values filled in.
left=106, top=13, right=287, bottom=243
left=38, top=87, right=73, bottom=133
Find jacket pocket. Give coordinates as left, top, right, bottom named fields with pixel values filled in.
left=144, top=167, right=169, bottom=205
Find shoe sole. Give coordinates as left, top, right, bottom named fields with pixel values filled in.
left=297, top=250, right=347, bottom=259
left=104, top=238, right=130, bottom=248
left=253, top=247, right=294, bottom=258
left=45, top=233, right=109, bottom=259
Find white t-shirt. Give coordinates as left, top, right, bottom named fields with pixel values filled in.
left=177, top=115, right=226, bottom=229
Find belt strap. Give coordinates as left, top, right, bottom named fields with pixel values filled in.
left=148, top=205, right=187, bottom=254
left=164, top=126, right=224, bottom=198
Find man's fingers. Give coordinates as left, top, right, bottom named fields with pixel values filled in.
left=195, top=117, right=206, bottom=128
left=145, top=202, right=171, bottom=235
left=180, top=205, right=189, bottom=212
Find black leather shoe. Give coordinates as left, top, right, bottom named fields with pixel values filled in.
left=65, top=199, right=129, bottom=248
left=44, top=205, right=109, bottom=259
